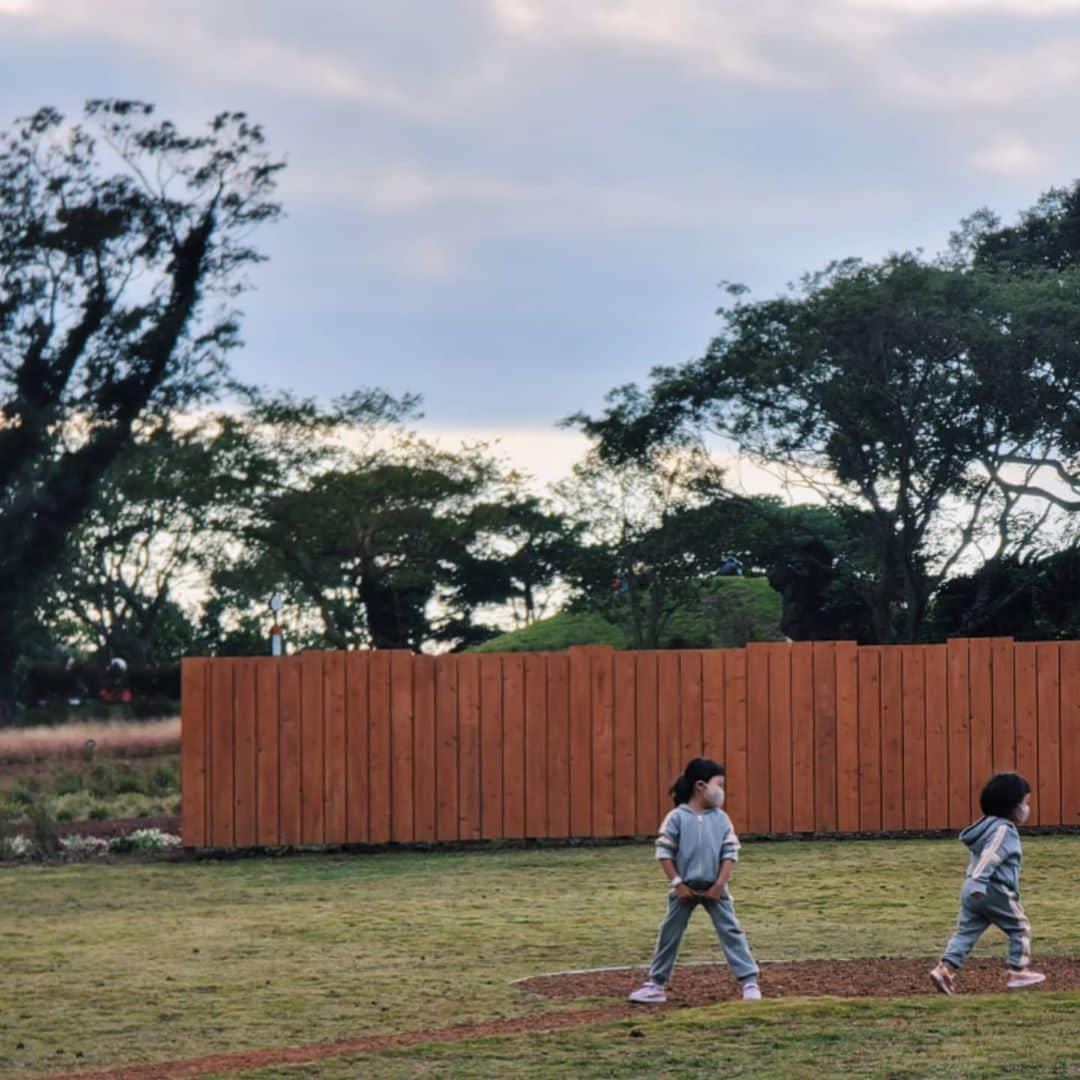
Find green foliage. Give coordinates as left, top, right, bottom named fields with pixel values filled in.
left=0, top=99, right=282, bottom=704
left=473, top=611, right=630, bottom=652
left=572, top=185, right=1080, bottom=643
left=474, top=578, right=782, bottom=651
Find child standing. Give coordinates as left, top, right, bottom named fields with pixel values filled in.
left=930, top=772, right=1046, bottom=994
left=628, top=757, right=762, bottom=1003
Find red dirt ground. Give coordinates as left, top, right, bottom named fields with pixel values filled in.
left=39, top=956, right=1080, bottom=1080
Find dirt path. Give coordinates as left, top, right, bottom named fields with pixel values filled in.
left=40, top=956, right=1080, bottom=1080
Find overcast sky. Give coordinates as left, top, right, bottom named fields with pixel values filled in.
left=3, top=0, right=1080, bottom=485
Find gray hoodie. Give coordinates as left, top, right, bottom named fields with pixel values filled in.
left=654, top=804, right=741, bottom=890
left=959, top=815, right=1023, bottom=896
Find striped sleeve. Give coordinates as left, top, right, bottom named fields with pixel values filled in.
left=720, top=818, right=741, bottom=863
left=654, top=809, right=681, bottom=861
left=970, top=823, right=1011, bottom=884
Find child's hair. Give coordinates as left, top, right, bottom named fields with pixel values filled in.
left=670, top=757, right=725, bottom=805
left=979, top=772, right=1031, bottom=818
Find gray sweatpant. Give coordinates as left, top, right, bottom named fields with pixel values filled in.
left=647, top=890, right=759, bottom=985
left=942, top=880, right=1033, bottom=970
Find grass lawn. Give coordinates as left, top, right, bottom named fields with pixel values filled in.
left=1, top=835, right=1077, bottom=1079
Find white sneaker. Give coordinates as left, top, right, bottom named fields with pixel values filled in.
left=741, top=981, right=762, bottom=1001
left=930, top=964, right=955, bottom=995
left=1006, top=969, right=1046, bottom=990
left=628, top=980, right=666, bottom=1003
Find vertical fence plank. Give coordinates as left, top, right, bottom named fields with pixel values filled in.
left=991, top=638, right=1016, bottom=773
left=901, top=646, right=926, bottom=831
left=1036, top=643, right=1061, bottom=827
left=569, top=647, right=592, bottom=837
left=591, top=649, right=615, bottom=837
left=924, top=645, right=949, bottom=829
left=434, top=655, right=458, bottom=842
left=857, top=647, right=882, bottom=832
left=254, top=658, right=280, bottom=846
left=880, top=647, right=903, bottom=831
left=479, top=654, right=504, bottom=840
left=413, top=654, right=437, bottom=844
left=390, top=652, right=415, bottom=842
left=180, top=658, right=209, bottom=847
left=345, top=652, right=369, bottom=844
left=208, top=660, right=235, bottom=848
left=457, top=654, right=481, bottom=841
left=768, top=644, right=792, bottom=834
left=724, top=650, right=749, bottom=828
left=300, top=652, right=325, bottom=845
left=657, top=651, right=681, bottom=815
left=278, top=656, right=302, bottom=845
left=790, top=643, right=814, bottom=832
left=968, top=638, right=993, bottom=818
left=502, top=654, right=526, bottom=840
left=835, top=642, right=859, bottom=833
left=746, top=644, right=771, bottom=834
left=1060, top=642, right=1080, bottom=827
left=323, top=652, right=347, bottom=845
left=679, top=651, right=703, bottom=765
left=701, top=651, right=726, bottom=768
left=635, top=652, right=660, bottom=834
left=813, top=642, right=838, bottom=832
left=613, top=651, right=637, bottom=836
left=524, top=653, right=548, bottom=839
left=546, top=653, right=570, bottom=837
left=233, top=659, right=258, bottom=848
left=947, top=639, right=972, bottom=828
left=367, top=651, right=392, bottom=844
left=1014, top=643, right=1038, bottom=824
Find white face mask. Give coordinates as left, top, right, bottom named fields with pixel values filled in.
left=1015, top=802, right=1030, bottom=824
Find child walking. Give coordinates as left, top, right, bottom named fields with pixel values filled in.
left=628, top=757, right=762, bottom=1003
left=930, top=772, right=1046, bottom=994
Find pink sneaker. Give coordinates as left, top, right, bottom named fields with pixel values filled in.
left=628, top=980, right=666, bottom=1003
left=929, top=963, right=955, bottom=995
left=1006, top=969, right=1046, bottom=990
left=741, top=981, right=762, bottom=1001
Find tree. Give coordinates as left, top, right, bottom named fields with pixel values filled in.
left=38, top=418, right=243, bottom=666
left=201, top=391, right=558, bottom=652
left=0, top=99, right=281, bottom=709
left=571, top=235, right=1080, bottom=642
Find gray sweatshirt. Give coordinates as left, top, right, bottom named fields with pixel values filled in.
left=959, top=815, right=1023, bottom=895
left=654, top=804, right=741, bottom=890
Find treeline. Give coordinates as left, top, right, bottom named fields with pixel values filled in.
left=3, top=100, right=1080, bottom=712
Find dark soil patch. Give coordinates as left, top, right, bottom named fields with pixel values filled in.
left=520, top=955, right=1080, bottom=1004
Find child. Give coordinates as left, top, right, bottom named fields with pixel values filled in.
left=930, top=772, right=1046, bottom=994
left=628, top=757, right=762, bottom=1003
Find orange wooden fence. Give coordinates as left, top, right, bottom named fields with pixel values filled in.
left=180, top=639, right=1080, bottom=848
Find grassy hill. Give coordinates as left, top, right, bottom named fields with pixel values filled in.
left=473, top=576, right=783, bottom=652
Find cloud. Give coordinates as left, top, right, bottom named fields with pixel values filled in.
left=968, top=135, right=1051, bottom=176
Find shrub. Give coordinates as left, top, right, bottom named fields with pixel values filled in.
left=59, top=834, right=109, bottom=858
left=27, top=797, right=57, bottom=856
left=0, top=834, right=34, bottom=860
left=108, top=828, right=182, bottom=854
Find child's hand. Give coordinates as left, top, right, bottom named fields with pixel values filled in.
left=700, top=883, right=724, bottom=903
left=674, top=882, right=697, bottom=903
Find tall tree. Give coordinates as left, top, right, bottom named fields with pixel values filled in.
left=0, top=100, right=281, bottom=709
left=571, top=236, right=1080, bottom=642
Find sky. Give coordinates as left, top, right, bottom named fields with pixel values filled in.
left=2, top=0, right=1080, bottom=488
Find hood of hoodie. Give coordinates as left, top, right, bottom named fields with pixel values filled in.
left=959, top=815, right=1014, bottom=852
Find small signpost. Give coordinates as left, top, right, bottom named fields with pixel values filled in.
left=269, top=593, right=285, bottom=656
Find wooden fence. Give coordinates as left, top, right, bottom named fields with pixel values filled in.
left=180, top=639, right=1080, bottom=848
